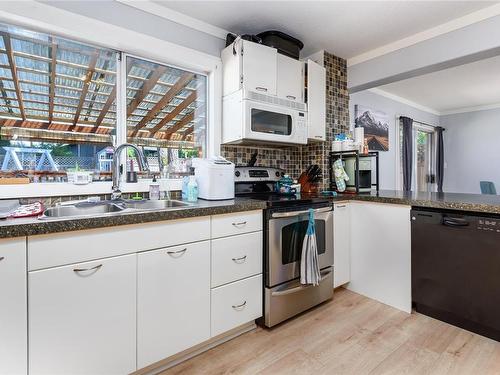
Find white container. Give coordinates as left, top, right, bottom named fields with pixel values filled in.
left=192, top=157, right=235, bottom=200
left=66, top=171, right=92, bottom=185
left=341, top=140, right=356, bottom=151
left=332, top=141, right=342, bottom=152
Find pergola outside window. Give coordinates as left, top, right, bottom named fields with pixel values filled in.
left=0, top=22, right=207, bottom=182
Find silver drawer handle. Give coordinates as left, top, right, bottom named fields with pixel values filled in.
left=286, top=95, right=296, bottom=100
left=167, top=248, right=187, bottom=257
left=232, top=301, right=247, bottom=310
left=232, top=255, right=247, bottom=264
left=73, top=264, right=102, bottom=273
left=255, top=87, right=267, bottom=92
left=0, top=256, right=4, bottom=262
left=232, top=221, right=247, bottom=227
left=336, top=204, right=347, bottom=208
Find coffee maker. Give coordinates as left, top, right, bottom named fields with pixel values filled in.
left=344, top=156, right=372, bottom=193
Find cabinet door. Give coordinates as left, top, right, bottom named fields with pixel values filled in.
left=333, top=203, right=350, bottom=288
left=307, top=59, right=326, bottom=141
left=137, top=241, right=210, bottom=368
left=242, top=40, right=277, bottom=95
left=29, top=254, right=136, bottom=375
left=277, top=54, right=303, bottom=102
left=0, top=238, right=27, bottom=375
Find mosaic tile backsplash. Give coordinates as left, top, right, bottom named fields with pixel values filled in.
left=222, top=51, right=350, bottom=189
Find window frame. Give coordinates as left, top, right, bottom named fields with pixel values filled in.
left=0, top=2, right=222, bottom=198
left=396, top=117, right=437, bottom=192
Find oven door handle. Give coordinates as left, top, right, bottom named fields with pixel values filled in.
left=271, top=206, right=332, bottom=218
left=271, top=269, right=333, bottom=296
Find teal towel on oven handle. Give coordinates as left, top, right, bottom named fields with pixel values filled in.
left=300, top=208, right=321, bottom=286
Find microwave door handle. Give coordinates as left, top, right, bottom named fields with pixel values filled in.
left=271, top=206, right=332, bottom=218
left=271, top=269, right=333, bottom=296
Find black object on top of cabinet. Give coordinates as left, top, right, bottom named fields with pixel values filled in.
left=411, top=208, right=500, bottom=341
left=257, top=30, right=304, bottom=60
left=225, top=33, right=262, bottom=48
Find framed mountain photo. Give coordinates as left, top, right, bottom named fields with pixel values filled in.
left=355, top=105, right=389, bottom=151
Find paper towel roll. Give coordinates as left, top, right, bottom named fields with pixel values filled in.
left=354, top=127, right=364, bottom=144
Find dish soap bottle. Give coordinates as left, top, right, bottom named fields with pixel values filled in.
left=186, top=168, right=198, bottom=202
left=149, top=175, right=160, bottom=200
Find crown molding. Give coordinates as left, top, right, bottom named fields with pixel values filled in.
left=348, top=3, right=500, bottom=67
left=440, top=102, right=500, bottom=116
left=115, top=0, right=229, bottom=40
left=368, top=88, right=441, bottom=115
left=369, top=88, right=500, bottom=116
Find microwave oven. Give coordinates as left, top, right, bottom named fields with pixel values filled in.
left=222, top=90, right=308, bottom=145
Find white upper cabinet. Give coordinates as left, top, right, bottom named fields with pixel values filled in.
left=137, top=241, right=211, bottom=369
left=29, top=254, right=137, bottom=375
left=277, top=53, right=304, bottom=102
left=306, top=59, right=326, bottom=141
left=222, top=39, right=277, bottom=96
left=0, top=238, right=27, bottom=375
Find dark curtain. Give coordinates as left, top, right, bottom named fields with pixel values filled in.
left=400, top=116, right=413, bottom=191
left=435, top=126, right=445, bottom=193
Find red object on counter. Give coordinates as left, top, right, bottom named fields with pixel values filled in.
left=10, top=202, right=44, bottom=218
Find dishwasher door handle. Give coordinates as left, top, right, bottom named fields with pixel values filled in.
left=442, top=217, right=470, bottom=227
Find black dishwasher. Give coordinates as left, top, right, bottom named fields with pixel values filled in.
left=411, top=208, right=500, bottom=341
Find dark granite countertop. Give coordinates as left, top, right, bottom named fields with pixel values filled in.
left=330, top=190, right=500, bottom=215
left=2, top=190, right=499, bottom=239
left=0, top=198, right=267, bottom=239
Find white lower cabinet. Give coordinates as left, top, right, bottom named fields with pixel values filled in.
left=211, top=274, right=263, bottom=337
left=333, top=202, right=350, bottom=288
left=0, top=238, right=27, bottom=375
left=23, top=210, right=263, bottom=373
left=137, top=241, right=211, bottom=368
left=348, top=201, right=411, bottom=313
left=28, top=254, right=136, bottom=375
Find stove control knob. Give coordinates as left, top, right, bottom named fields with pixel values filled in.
left=235, top=171, right=241, bottom=177
left=275, top=171, right=280, bottom=177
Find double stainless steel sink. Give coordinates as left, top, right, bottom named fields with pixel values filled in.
left=39, top=199, right=193, bottom=220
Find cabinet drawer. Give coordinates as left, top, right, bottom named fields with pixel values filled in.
left=211, top=232, right=262, bottom=287
left=28, top=216, right=210, bottom=270
left=211, top=274, right=262, bottom=337
left=211, top=210, right=262, bottom=238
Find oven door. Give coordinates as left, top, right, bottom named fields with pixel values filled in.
left=243, top=100, right=307, bottom=145
left=267, top=206, right=333, bottom=287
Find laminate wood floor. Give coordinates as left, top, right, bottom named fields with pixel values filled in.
left=161, top=288, right=500, bottom=375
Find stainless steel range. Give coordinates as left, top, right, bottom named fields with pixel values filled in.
left=235, top=166, right=334, bottom=327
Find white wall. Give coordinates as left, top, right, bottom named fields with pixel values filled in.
left=349, top=90, right=440, bottom=190
left=440, top=108, right=500, bottom=194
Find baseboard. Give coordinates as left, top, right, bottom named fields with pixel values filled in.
left=132, top=322, right=257, bottom=375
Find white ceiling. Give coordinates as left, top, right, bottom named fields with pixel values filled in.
left=152, top=1, right=496, bottom=59
left=377, top=54, right=500, bottom=114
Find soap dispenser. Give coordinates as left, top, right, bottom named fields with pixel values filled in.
left=149, top=175, right=160, bottom=200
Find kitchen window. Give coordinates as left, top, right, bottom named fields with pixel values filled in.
left=125, top=55, right=207, bottom=177
left=0, top=22, right=209, bottom=186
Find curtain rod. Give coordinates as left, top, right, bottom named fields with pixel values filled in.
left=398, top=116, right=445, bottom=131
